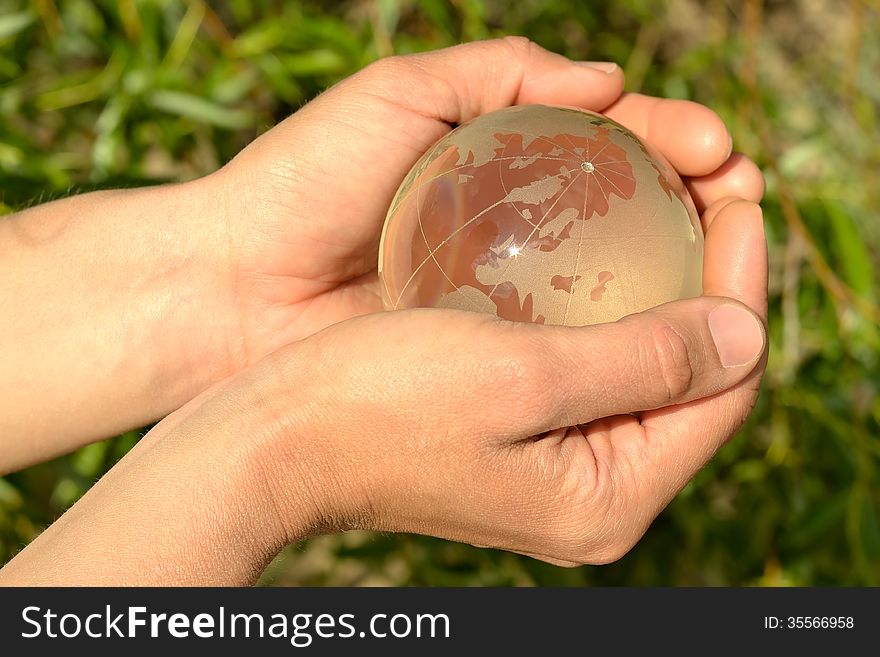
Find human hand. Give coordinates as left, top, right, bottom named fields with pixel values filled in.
left=0, top=38, right=762, bottom=474
left=248, top=195, right=766, bottom=565
left=4, top=40, right=766, bottom=583
left=195, top=38, right=766, bottom=566
left=206, top=37, right=763, bottom=375
left=0, top=192, right=766, bottom=583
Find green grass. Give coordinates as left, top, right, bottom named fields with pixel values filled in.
left=1, top=0, right=878, bottom=585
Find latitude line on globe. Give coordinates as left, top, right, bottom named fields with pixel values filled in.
left=415, top=166, right=461, bottom=297
left=561, top=233, right=691, bottom=241
left=391, top=123, right=588, bottom=308
left=416, top=129, right=463, bottom=295
left=382, top=130, right=449, bottom=309
left=480, top=169, right=586, bottom=313
left=393, top=196, right=509, bottom=308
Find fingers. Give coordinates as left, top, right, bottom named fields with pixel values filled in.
left=265, top=261, right=767, bottom=565
left=526, top=200, right=769, bottom=563
left=506, top=295, right=766, bottom=435
left=701, top=199, right=768, bottom=315
left=228, top=38, right=627, bottom=287
left=632, top=200, right=768, bottom=507
left=599, top=94, right=763, bottom=215
left=687, top=153, right=765, bottom=213
left=601, top=93, right=732, bottom=177
left=339, top=36, right=625, bottom=125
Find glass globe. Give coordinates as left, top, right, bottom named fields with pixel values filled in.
left=378, top=104, right=703, bottom=326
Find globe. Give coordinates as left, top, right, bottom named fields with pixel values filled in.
left=378, top=104, right=703, bottom=326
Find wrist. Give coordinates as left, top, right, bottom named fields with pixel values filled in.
left=0, top=175, right=243, bottom=466
left=0, top=376, right=298, bottom=584
left=239, top=342, right=379, bottom=546
left=143, top=173, right=246, bottom=396
left=90, top=175, right=246, bottom=427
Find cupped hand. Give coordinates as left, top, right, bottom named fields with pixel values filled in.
left=209, top=37, right=763, bottom=374
left=251, top=196, right=767, bottom=564
left=0, top=193, right=765, bottom=582
left=172, top=38, right=767, bottom=565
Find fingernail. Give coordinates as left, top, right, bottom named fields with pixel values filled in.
left=708, top=304, right=764, bottom=368
left=577, top=61, right=618, bottom=74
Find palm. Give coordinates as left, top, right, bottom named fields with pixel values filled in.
left=226, top=94, right=458, bottom=362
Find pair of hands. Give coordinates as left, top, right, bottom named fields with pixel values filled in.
left=0, top=38, right=767, bottom=583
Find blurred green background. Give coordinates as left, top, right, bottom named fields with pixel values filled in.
left=1, top=0, right=878, bottom=585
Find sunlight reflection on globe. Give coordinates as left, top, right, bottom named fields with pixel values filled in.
left=378, top=104, right=703, bottom=326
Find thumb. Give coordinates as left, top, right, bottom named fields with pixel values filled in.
left=521, top=296, right=766, bottom=429
left=311, top=36, right=624, bottom=130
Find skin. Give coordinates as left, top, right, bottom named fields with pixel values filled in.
left=0, top=38, right=767, bottom=584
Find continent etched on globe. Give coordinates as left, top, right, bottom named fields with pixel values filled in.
left=378, top=104, right=704, bottom=326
